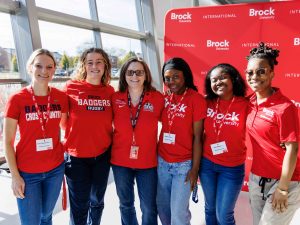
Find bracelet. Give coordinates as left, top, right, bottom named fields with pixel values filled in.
left=277, top=187, right=289, bottom=195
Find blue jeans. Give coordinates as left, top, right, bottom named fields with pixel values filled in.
left=17, top=162, right=64, bottom=225
left=112, top=165, right=158, bottom=225
left=156, top=156, right=192, bottom=225
left=199, top=157, right=245, bottom=225
left=65, top=150, right=110, bottom=225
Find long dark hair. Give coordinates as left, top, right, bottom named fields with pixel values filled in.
left=205, top=63, right=246, bottom=100
left=162, top=57, right=198, bottom=91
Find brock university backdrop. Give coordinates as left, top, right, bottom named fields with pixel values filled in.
left=164, top=0, right=300, bottom=191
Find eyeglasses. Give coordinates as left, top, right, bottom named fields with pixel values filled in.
left=126, top=70, right=145, bottom=77
left=245, top=68, right=268, bottom=77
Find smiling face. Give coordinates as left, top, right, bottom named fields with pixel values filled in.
left=85, top=52, right=106, bottom=84
left=163, top=68, right=186, bottom=95
left=29, top=54, right=55, bottom=85
left=125, top=62, right=146, bottom=90
left=246, top=58, right=274, bottom=94
left=210, top=67, right=233, bottom=100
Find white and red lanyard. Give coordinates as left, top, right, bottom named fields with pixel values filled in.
left=213, top=97, right=235, bottom=141
left=166, top=88, right=187, bottom=133
left=28, top=86, right=51, bottom=139
left=128, top=90, right=145, bottom=145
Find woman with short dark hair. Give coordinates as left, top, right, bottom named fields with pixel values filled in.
left=246, top=42, right=300, bottom=225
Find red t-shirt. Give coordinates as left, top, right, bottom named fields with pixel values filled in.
left=247, top=88, right=300, bottom=180
left=64, top=80, right=114, bottom=157
left=111, top=90, right=164, bottom=168
left=203, top=97, right=248, bottom=167
left=4, top=87, right=68, bottom=173
left=158, top=88, right=207, bottom=163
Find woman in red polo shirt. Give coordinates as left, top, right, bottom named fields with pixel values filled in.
left=111, top=57, right=164, bottom=225
left=157, top=57, right=206, bottom=225
left=63, top=48, right=114, bottom=225
left=246, top=42, right=300, bottom=225
left=4, top=48, right=68, bottom=225
left=199, top=63, right=248, bottom=225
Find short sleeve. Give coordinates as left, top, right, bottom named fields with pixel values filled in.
left=4, top=94, right=21, bottom=120
left=279, top=104, right=299, bottom=142
left=60, top=91, right=69, bottom=113
left=192, top=93, right=207, bottom=122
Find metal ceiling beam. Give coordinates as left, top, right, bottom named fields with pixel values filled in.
left=0, top=0, right=20, bottom=13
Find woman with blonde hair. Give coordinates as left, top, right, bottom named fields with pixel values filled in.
left=63, top=47, right=114, bottom=225
left=4, top=48, right=68, bottom=225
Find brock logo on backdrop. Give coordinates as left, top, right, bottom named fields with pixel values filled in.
left=294, top=38, right=300, bottom=46
left=249, top=7, right=275, bottom=19
left=206, top=40, right=230, bottom=51
left=170, top=12, right=192, bottom=23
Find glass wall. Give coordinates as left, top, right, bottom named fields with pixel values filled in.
left=96, top=0, right=140, bottom=30
left=0, top=12, right=19, bottom=79
left=0, top=0, right=158, bottom=156
left=39, top=21, right=95, bottom=77
left=35, top=0, right=91, bottom=19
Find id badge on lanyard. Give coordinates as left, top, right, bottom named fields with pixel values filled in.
left=211, top=97, right=234, bottom=155
left=165, top=88, right=187, bottom=145
left=28, top=86, right=53, bottom=152
left=128, top=91, right=145, bottom=159
left=210, top=141, right=228, bottom=155
left=36, top=138, right=53, bottom=151
left=163, top=133, right=176, bottom=144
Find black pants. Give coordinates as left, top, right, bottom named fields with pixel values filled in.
left=65, top=150, right=111, bottom=225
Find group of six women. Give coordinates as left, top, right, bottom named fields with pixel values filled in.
left=3, top=42, right=300, bottom=225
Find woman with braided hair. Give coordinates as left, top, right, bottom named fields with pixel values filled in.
left=246, top=42, right=300, bottom=225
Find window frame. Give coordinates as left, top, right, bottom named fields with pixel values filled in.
left=0, top=0, right=162, bottom=90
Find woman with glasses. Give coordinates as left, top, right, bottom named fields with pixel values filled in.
left=157, top=57, right=206, bottom=225
left=246, top=42, right=300, bottom=225
left=63, top=48, right=114, bottom=225
left=111, top=57, right=164, bottom=225
left=3, top=49, right=68, bottom=225
left=199, top=63, right=247, bottom=225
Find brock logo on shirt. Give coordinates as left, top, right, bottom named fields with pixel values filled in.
left=165, top=99, right=187, bottom=118
left=207, top=108, right=240, bottom=127
left=143, top=102, right=154, bottom=112
left=24, top=104, right=62, bottom=121
left=259, top=108, right=275, bottom=121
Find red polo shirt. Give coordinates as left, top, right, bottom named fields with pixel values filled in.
left=247, top=88, right=300, bottom=180
left=111, top=90, right=164, bottom=168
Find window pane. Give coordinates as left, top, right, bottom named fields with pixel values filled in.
left=0, top=13, right=20, bottom=79
left=39, top=21, right=95, bottom=77
left=101, top=33, right=142, bottom=79
left=97, top=0, right=140, bottom=30
left=35, top=0, right=90, bottom=19
left=0, top=83, right=22, bottom=155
